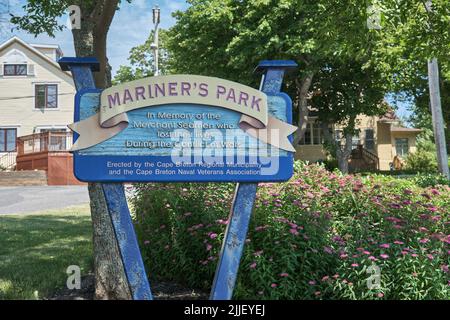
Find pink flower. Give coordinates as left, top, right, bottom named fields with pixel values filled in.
left=351, top=263, right=359, bottom=267
left=209, top=233, right=218, bottom=239
left=441, top=265, right=449, bottom=273
left=363, top=250, right=371, bottom=255
left=271, top=283, right=277, bottom=288
left=144, top=240, right=150, bottom=245
left=308, top=280, right=316, bottom=285
left=380, top=254, right=389, bottom=259
left=426, top=254, right=434, bottom=260
left=206, top=244, right=212, bottom=251
left=369, top=256, right=377, bottom=261
left=253, top=250, right=264, bottom=257
left=289, top=229, right=299, bottom=236
left=249, top=262, right=257, bottom=269
left=321, top=276, right=330, bottom=281
left=393, top=240, right=404, bottom=245
left=419, top=238, right=429, bottom=244
left=323, top=246, right=333, bottom=254
left=377, top=292, right=384, bottom=298
left=411, top=253, right=418, bottom=258
left=314, top=291, right=321, bottom=296
left=379, top=243, right=390, bottom=249
left=280, top=273, right=289, bottom=277
left=430, top=189, right=440, bottom=195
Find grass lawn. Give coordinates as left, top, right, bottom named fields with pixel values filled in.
left=0, top=205, right=93, bottom=300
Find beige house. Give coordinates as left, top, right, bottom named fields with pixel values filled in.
left=0, top=37, right=75, bottom=169
left=295, top=111, right=422, bottom=171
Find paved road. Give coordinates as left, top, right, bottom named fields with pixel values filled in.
left=0, top=186, right=90, bottom=214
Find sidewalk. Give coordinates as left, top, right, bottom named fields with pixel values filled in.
left=0, top=186, right=89, bottom=214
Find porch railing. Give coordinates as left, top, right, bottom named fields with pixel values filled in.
left=351, top=145, right=379, bottom=170
left=17, top=131, right=73, bottom=155
left=361, top=146, right=380, bottom=170
left=0, top=152, right=16, bottom=170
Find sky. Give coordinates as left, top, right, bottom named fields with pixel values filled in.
left=1, top=0, right=413, bottom=121
left=1, top=0, right=188, bottom=76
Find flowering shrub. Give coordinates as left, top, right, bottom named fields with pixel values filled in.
left=131, top=161, right=450, bottom=299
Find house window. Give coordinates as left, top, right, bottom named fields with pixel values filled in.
left=35, top=84, right=58, bottom=109
left=3, top=64, right=27, bottom=76
left=352, top=134, right=360, bottom=149
left=299, top=123, right=323, bottom=145
left=313, top=123, right=322, bottom=144
left=0, top=128, right=17, bottom=152
left=395, top=138, right=409, bottom=157
left=365, top=129, right=375, bottom=150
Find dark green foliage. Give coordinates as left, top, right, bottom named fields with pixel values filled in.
left=132, top=162, right=450, bottom=299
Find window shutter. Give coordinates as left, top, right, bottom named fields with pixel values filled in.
left=27, top=64, right=35, bottom=76
left=0, top=64, right=3, bottom=76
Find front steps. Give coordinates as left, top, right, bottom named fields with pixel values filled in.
left=0, top=170, right=48, bottom=186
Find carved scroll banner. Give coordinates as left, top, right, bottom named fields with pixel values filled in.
left=71, top=75, right=296, bottom=182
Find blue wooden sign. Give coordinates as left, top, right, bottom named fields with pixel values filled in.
left=69, top=75, right=297, bottom=182
left=60, top=57, right=297, bottom=301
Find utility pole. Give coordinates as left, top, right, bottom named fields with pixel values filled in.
left=427, top=59, right=449, bottom=178
left=425, top=1, right=449, bottom=178
left=151, top=6, right=161, bottom=76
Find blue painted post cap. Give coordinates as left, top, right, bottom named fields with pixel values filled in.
left=254, top=60, right=298, bottom=73
left=58, top=57, right=101, bottom=72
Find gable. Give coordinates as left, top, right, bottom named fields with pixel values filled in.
left=0, top=38, right=73, bottom=85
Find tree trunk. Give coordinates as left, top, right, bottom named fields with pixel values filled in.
left=294, top=73, right=314, bottom=145
left=71, top=1, right=132, bottom=300
left=336, top=128, right=354, bottom=174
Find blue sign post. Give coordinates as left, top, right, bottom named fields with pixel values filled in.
left=59, top=57, right=297, bottom=300
left=210, top=61, right=297, bottom=299
left=59, top=58, right=153, bottom=300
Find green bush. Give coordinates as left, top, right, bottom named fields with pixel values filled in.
left=131, top=162, right=450, bottom=300
left=405, top=150, right=438, bottom=173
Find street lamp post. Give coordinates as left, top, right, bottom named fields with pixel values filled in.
left=151, top=6, right=161, bottom=76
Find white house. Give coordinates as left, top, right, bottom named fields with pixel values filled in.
left=0, top=36, right=75, bottom=169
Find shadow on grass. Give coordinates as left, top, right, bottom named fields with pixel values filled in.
left=0, top=209, right=93, bottom=300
